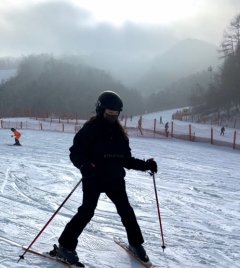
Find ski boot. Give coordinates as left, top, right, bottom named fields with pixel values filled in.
left=129, top=244, right=150, bottom=263
left=49, top=244, right=85, bottom=267
left=49, top=244, right=58, bottom=257
left=56, top=244, right=79, bottom=265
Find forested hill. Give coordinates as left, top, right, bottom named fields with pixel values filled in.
left=1, top=54, right=145, bottom=116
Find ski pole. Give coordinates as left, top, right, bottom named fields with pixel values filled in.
left=18, top=177, right=83, bottom=263
left=152, top=171, right=165, bottom=251
left=148, top=158, right=165, bottom=252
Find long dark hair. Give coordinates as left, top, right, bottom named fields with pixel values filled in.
left=85, top=115, right=128, bottom=140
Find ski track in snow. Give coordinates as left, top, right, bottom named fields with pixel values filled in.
left=0, top=126, right=239, bottom=268
left=0, top=166, right=10, bottom=194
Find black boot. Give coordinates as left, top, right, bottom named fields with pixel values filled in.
left=15, top=139, right=21, bottom=146
left=129, top=244, right=150, bottom=263
left=56, top=244, right=79, bottom=264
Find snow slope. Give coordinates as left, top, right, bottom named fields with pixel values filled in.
left=0, top=125, right=239, bottom=267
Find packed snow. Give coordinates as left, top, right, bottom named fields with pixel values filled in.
left=0, top=109, right=239, bottom=268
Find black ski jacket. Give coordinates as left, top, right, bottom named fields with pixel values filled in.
left=69, top=116, right=147, bottom=190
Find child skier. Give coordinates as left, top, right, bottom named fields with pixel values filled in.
left=54, top=91, right=157, bottom=266
left=11, top=128, right=21, bottom=145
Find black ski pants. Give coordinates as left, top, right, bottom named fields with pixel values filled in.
left=15, top=138, right=21, bottom=145
left=58, top=183, right=144, bottom=250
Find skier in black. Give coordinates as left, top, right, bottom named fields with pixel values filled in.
left=220, top=126, right=225, bottom=136
left=165, top=122, right=169, bottom=131
left=56, top=91, right=157, bottom=265
left=160, top=116, right=163, bottom=124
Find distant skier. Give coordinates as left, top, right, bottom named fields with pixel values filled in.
left=160, top=116, right=163, bottom=124
left=54, top=91, right=157, bottom=265
left=220, top=126, right=225, bottom=136
left=165, top=122, right=169, bottom=137
left=10, top=128, right=21, bottom=146
left=138, top=116, right=143, bottom=135
left=165, top=122, right=169, bottom=131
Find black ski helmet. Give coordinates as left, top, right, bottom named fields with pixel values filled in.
left=96, top=91, right=123, bottom=116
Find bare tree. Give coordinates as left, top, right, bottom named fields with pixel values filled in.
left=219, top=13, right=240, bottom=58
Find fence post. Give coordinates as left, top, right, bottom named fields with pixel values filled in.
left=211, top=128, right=213, bottom=144
left=62, top=123, right=64, bottom=132
left=154, top=119, right=156, bottom=138
left=171, top=121, right=173, bottom=138
left=233, top=131, right=236, bottom=149
left=20, top=121, right=22, bottom=129
left=189, top=124, right=191, bottom=141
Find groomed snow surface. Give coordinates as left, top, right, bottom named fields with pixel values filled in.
left=0, top=109, right=239, bottom=268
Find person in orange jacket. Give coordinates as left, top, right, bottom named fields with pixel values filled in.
left=11, top=128, right=21, bottom=145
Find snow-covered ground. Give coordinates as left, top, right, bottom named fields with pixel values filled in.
left=0, top=116, right=239, bottom=267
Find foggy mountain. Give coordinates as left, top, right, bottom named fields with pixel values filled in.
left=1, top=54, right=145, bottom=116
left=135, top=38, right=220, bottom=94
left=60, top=39, right=220, bottom=93
left=0, top=39, right=220, bottom=98
left=58, top=52, right=153, bottom=89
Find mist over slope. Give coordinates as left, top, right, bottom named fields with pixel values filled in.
left=136, top=39, right=220, bottom=93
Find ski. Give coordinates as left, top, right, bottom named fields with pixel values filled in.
left=114, top=238, right=154, bottom=268
left=22, top=245, right=85, bottom=267
left=6, top=144, right=22, bottom=146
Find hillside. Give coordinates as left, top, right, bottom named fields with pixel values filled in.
left=1, top=55, right=145, bottom=116
left=136, top=38, right=220, bottom=94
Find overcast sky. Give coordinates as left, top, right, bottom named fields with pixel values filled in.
left=1, top=0, right=240, bottom=58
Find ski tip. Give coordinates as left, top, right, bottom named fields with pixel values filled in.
left=113, top=236, right=122, bottom=243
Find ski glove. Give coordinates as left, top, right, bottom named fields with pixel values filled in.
left=80, top=163, right=95, bottom=178
left=145, top=159, right=157, bottom=173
